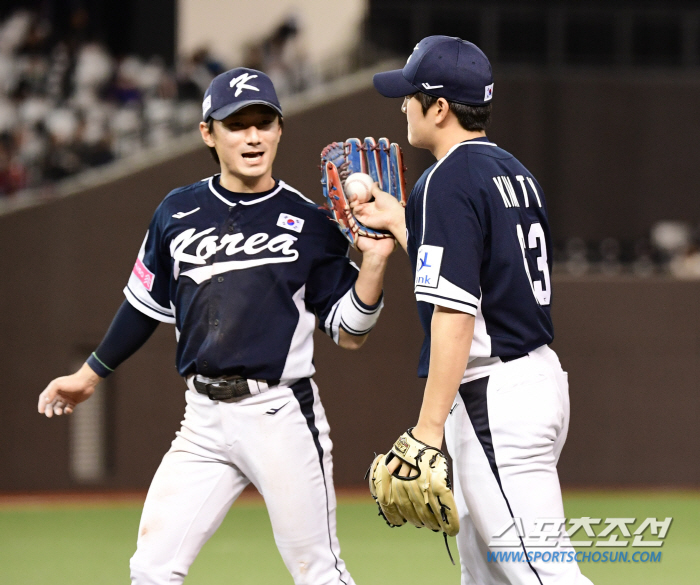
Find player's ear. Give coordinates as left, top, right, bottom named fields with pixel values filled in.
left=200, top=120, right=217, bottom=147
left=434, top=98, right=450, bottom=125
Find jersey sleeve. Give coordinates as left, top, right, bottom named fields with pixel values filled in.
left=414, top=168, right=484, bottom=316
left=305, top=227, right=360, bottom=341
left=123, top=207, right=175, bottom=323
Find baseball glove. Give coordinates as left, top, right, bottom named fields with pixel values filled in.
left=320, top=137, right=407, bottom=247
left=367, top=429, right=460, bottom=540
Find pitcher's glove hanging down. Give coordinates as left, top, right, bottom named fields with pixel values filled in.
left=367, top=429, right=460, bottom=562
left=320, top=137, right=407, bottom=247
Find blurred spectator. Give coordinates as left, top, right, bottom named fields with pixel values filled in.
left=651, top=221, right=700, bottom=279
left=599, top=237, right=622, bottom=276
left=554, top=224, right=700, bottom=279
left=650, top=221, right=691, bottom=258
left=176, top=48, right=224, bottom=100
left=669, top=247, right=700, bottom=279
left=0, top=8, right=186, bottom=198
left=632, top=238, right=655, bottom=277
left=564, top=237, right=590, bottom=276
left=0, top=132, right=27, bottom=195
left=243, top=15, right=310, bottom=97
left=0, top=8, right=332, bottom=200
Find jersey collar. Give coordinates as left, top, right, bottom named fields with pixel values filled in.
left=207, top=175, right=284, bottom=207
left=462, top=135, right=496, bottom=145
left=436, top=136, right=497, bottom=162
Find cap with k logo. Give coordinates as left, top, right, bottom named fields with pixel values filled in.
left=202, top=67, right=283, bottom=121
left=373, top=36, right=494, bottom=106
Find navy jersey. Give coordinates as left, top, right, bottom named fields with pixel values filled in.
left=125, top=175, right=359, bottom=381
left=405, top=137, right=554, bottom=377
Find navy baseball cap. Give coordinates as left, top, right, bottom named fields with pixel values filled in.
left=373, top=36, right=494, bottom=106
left=202, top=67, right=283, bottom=122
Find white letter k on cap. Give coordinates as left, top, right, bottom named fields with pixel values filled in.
left=230, top=73, right=259, bottom=97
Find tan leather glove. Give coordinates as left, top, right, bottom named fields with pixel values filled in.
left=368, top=429, right=460, bottom=537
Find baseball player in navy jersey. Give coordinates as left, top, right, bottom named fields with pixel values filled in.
left=37, top=67, right=394, bottom=585
left=352, top=37, right=594, bottom=584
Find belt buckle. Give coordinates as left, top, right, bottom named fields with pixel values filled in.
left=202, top=378, right=250, bottom=400
left=204, top=381, right=231, bottom=400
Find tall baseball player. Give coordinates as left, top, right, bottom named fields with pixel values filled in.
left=352, top=37, right=594, bottom=584
left=37, top=67, right=395, bottom=585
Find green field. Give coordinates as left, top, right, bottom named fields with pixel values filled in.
left=0, top=491, right=697, bottom=584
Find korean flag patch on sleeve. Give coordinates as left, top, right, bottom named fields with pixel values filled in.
left=277, top=213, right=304, bottom=233
left=415, top=245, right=443, bottom=289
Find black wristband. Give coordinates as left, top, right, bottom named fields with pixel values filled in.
left=351, top=283, right=384, bottom=312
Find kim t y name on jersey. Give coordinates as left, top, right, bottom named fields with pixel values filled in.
left=405, top=137, right=554, bottom=377
left=124, top=175, right=359, bottom=381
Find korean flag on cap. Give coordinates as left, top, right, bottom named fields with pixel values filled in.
left=277, top=213, right=304, bottom=233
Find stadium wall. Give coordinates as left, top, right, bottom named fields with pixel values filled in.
left=1, top=75, right=699, bottom=491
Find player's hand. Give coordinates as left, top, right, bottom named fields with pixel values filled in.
left=355, top=232, right=397, bottom=257
left=350, top=183, right=405, bottom=234
left=387, top=425, right=444, bottom=476
left=38, top=363, right=102, bottom=418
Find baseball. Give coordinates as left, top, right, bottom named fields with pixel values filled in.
left=344, top=172, right=374, bottom=203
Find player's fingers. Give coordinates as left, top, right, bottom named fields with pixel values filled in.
left=387, top=456, right=401, bottom=474
left=351, top=202, right=371, bottom=218
left=388, top=459, right=414, bottom=479
left=61, top=397, right=77, bottom=415
left=370, top=183, right=390, bottom=201
left=38, top=392, right=47, bottom=414
left=38, top=383, right=59, bottom=413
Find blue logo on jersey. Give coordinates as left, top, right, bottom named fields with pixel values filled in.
left=419, top=252, right=432, bottom=271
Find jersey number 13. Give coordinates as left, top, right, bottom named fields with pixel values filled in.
left=516, top=223, right=551, bottom=306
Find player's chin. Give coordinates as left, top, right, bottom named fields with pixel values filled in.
left=235, top=158, right=271, bottom=177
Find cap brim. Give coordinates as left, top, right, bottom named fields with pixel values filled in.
left=373, top=69, right=418, bottom=98
left=207, top=100, right=283, bottom=121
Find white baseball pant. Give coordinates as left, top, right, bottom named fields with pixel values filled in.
left=129, top=378, right=354, bottom=585
left=445, top=345, right=594, bottom=585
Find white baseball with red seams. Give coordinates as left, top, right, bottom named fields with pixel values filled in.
left=344, top=173, right=374, bottom=203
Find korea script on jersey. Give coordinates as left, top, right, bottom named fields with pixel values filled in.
left=170, top=228, right=299, bottom=284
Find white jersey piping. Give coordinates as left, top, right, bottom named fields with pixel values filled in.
left=280, top=181, right=316, bottom=204
left=207, top=176, right=286, bottom=206
left=208, top=176, right=237, bottom=206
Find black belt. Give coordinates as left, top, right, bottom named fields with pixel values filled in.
left=500, top=353, right=529, bottom=363
left=193, top=376, right=281, bottom=400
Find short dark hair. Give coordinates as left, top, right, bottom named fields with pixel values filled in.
left=206, top=119, right=219, bottom=165
left=415, top=92, right=492, bottom=132
left=205, top=113, right=284, bottom=166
